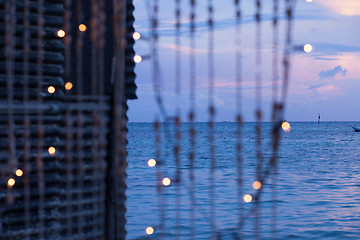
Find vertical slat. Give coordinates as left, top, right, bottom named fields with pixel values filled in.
left=106, top=0, right=127, bottom=239
left=63, top=0, right=73, bottom=238
left=4, top=0, right=17, bottom=204
left=36, top=0, right=45, bottom=238
left=97, top=0, right=107, bottom=238
left=22, top=0, right=31, bottom=238
left=75, top=0, right=85, bottom=238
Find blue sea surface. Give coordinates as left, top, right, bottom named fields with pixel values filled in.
left=126, top=122, right=360, bottom=239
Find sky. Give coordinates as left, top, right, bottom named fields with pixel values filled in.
left=128, top=0, right=360, bottom=122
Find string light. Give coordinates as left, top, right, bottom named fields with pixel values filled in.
left=252, top=181, right=262, bottom=190
left=57, top=29, right=66, bottom=38
left=244, top=194, right=252, bottom=203
left=147, top=159, right=156, bottom=167
left=282, top=121, right=291, bottom=133
left=145, top=226, right=154, bottom=235
left=134, top=55, right=142, bottom=63
left=303, top=44, right=313, bottom=53
left=133, top=32, right=141, bottom=40
left=7, top=178, right=16, bottom=188
left=48, top=146, right=56, bottom=156
left=48, top=86, right=56, bottom=94
left=65, top=82, right=73, bottom=90
left=162, top=177, right=171, bottom=186
left=78, top=24, right=87, bottom=32
left=15, top=169, right=23, bottom=177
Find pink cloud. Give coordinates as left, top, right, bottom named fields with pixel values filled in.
left=317, top=84, right=342, bottom=95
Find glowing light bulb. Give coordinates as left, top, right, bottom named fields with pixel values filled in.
left=304, top=44, right=313, bottom=53
left=48, top=146, right=56, bottom=156
left=65, top=82, right=73, bottom=90
left=146, top=226, right=154, bottom=235
left=148, top=159, right=156, bottom=167
left=133, top=32, right=141, bottom=40
left=15, top=169, right=23, bottom=177
left=134, top=55, right=142, bottom=63
left=48, top=86, right=55, bottom=94
left=282, top=121, right=291, bottom=133
left=252, top=181, right=262, bottom=190
left=162, top=177, right=171, bottom=186
left=79, top=24, right=87, bottom=32
left=7, top=178, right=15, bottom=188
left=57, top=30, right=66, bottom=38
left=244, top=194, right=252, bottom=203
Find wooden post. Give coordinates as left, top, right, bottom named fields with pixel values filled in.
left=105, top=0, right=127, bottom=239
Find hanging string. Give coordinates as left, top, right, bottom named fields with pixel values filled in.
left=63, top=0, right=73, bottom=238
left=207, top=0, right=217, bottom=238
left=280, top=0, right=296, bottom=106
left=146, top=0, right=168, bottom=119
left=188, top=0, right=196, bottom=238
left=36, top=0, right=45, bottom=238
left=254, top=0, right=263, bottom=238
left=234, top=0, right=244, bottom=236
left=22, top=0, right=31, bottom=238
left=270, top=0, right=279, bottom=238
left=75, top=0, right=85, bottom=236
left=174, top=0, right=182, bottom=238
left=235, top=1, right=296, bottom=236
left=154, top=119, right=165, bottom=239
left=150, top=1, right=166, bottom=238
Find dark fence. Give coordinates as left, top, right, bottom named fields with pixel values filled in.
left=0, top=0, right=135, bottom=239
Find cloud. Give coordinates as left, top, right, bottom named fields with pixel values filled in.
left=318, top=66, right=347, bottom=79
left=160, top=43, right=207, bottom=54
left=308, top=84, right=341, bottom=96
left=317, top=85, right=340, bottom=95
left=309, top=83, right=326, bottom=90
left=313, top=43, right=360, bottom=53
left=315, top=0, right=360, bottom=16
left=314, top=57, right=339, bottom=61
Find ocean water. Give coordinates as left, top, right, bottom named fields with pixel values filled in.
left=126, top=122, right=360, bottom=239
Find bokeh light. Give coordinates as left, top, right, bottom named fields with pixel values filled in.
left=79, top=24, right=87, bottom=32
left=282, top=121, right=291, bottom=133
left=306, top=0, right=312, bottom=2
left=15, top=169, right=23, bottom=177
left=244, top=194, right=252, bottom=203
left=133, top=32, right=141, bottom=40
left=65, top=82, right=73, bottom=90
left=252, top=181, right=262, bottom=190
left=304, top=44, right=313, bottom=53
left=147, top=159, right=156, bottom=167
left=7, top=178, right=15, bottom=188
left=162, top=177, right=171, bottom=186
left=48, top=86, right=56, bottom=94
left=48, top=146, right=56, bottom=156
left=57, top=30, right=65, bottom=38
left=146, top=226, right=154, bottom=235
left=134, top=55, right=142, bottom=63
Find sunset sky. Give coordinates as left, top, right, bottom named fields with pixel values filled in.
left=128, top=0, right=360, bottom=122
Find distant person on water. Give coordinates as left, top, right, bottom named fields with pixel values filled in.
left=318, top=114, right=320, bottom=124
